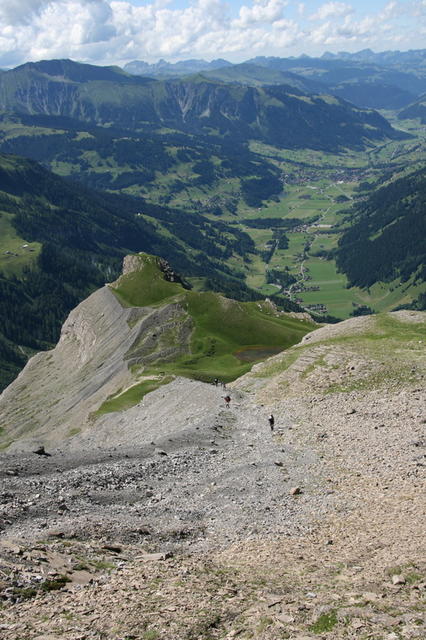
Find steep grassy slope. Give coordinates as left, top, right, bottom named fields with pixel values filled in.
left=109, top=254, right=313, bottom=391
left=0, top=253, right=315, bottom=450
left=239, top=311, right=426, bottom=398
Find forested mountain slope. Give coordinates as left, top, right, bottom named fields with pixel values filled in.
left=398, top=96, right=426, bottom=123
left=335, top=167, right=426, bottom=302
left=0, top=111, right=285, bottom=208
left=0, top=153, right=292, bottom=391
left=0, top=59, right=403, bottom=151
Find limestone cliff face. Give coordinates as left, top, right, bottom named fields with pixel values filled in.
left=0, top=257, right=193, bottom=451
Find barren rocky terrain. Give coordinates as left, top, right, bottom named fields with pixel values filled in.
left=0, top=311, right=425, bottom=639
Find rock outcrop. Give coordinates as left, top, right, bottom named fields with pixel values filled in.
left=0, top=257, right=193, bottom=451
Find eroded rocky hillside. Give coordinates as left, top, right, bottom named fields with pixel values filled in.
left=0, top=253, right=313, bottom=453
left=0, top=307, right=424, bottom=639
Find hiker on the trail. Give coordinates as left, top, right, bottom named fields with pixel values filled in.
left=214, top=378, right=219, bottom=386
left=268, top=414, right=275, bottom=431
left=224, top=395, right=231, bottom=408
left=221, top=381, right=226, bottom=390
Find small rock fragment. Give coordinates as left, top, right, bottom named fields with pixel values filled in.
left=102, top=544, right=122, bottom=553
left=137, top=552, right=173, bottom=561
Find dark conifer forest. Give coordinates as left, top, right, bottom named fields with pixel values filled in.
left=336, top=168, right=426, bottom=293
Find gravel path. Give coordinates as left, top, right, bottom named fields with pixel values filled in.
left=0, top=311, right=424, bottom=639
left=0, top=379, right=329, bottom=552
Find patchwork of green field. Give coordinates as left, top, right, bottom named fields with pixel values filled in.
left=233, top=177, right=356, bottom=230
left=271, top=233, right=307, bottom=268
left=367, top=139, right=426, bottom=170
left=170, top=180, right=239, bottom=210
left=260, top=188, right=327, bottom=220
left=198, top=127, right=425, bottom=319
left=226, top=134, right=426, bottom=319
left=0, top=122, right=66, bottom=138
left=352, top=279, right=426, bottom=314
left=292, top=261, right=426, bottom=319
left=295, top=259, right=353, bottom=317
left=309, top=233, right=339, bottom=253
left=249, top=142, right=369, bottom=168
left=245, top=250, right=271, bottom=289
left=365, top=115, right=426, bottom=170
left=0, top=212, right=41, bottom=276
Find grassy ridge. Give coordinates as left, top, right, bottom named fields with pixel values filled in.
left=251, top=312, right=426, bottom=396
left=98, top=254, right=315, bottom=412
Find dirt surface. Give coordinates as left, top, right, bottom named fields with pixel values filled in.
left=0, top=312, right=425, bottom=639
left=0, top=379, right=324, bottom=549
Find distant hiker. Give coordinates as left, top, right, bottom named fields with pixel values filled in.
left=33, top=445, right=51, bottom=457
left=214, top=378, right=219, bottom=386
left=224, top=395, right=231, bottom=408
left=268, top=414, right=275, bottom=431
left=221, top=381, right=226, bottom=390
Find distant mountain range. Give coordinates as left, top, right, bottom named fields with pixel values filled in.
left=123, top=48, right=426, bottom=110
left=398, top=96, right=426, bottom=123
left=124, top=57, right=232, bottom=76
left=0, top=59, right=403, bottom=150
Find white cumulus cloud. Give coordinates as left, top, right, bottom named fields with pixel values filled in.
left=233, top=0, right=287, bottom=28
left=0, top=0, right=424, bottom=68
left=309, top=2, right=353, bottom=21
left=0, top=0, right=50, bottom=26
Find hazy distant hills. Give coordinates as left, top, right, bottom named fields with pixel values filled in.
left=242, top=55, right=426, bottom=110
left=124, top=57, right=232, bottom=77
left=199, top=62, right=325, bottom=93
left=201, top=61, right=420, bottom=110
left=123, top=49, right=426, bottom=110
left=398, top=96, right=426, bottom=123
left=320, top=47, right=426, bottom=71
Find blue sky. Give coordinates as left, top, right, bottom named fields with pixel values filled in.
left=0, top=1, right=424, bottom=68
